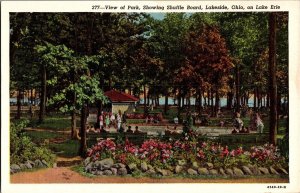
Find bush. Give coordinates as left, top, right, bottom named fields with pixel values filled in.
left=10, top=120, right=56, bottom=166
left=86, top=137, right=288, bottom=170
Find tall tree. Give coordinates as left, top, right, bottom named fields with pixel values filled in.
left=269, top=13, right=277, bottom=145
left=180, top=24, right=233, bottom=116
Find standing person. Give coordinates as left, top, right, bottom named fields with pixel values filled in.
left=110, top=112, right=116, bottom=129
left=255, top=113, right=264, bottom=133
left=122, top=111, right=127, bottom=123
left=117, top=111, right=122, bottom=132
left=99, top=112, right=104, bottom=130
left=105, top=113, right=110, bottom=130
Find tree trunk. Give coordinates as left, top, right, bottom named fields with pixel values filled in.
left=30, top=89, right=34, bottom=105
left=15, top=90, right=22, bottom=119
left=215, top=88, right=220, bottom=117
left=143, top=85, right=147, bottom=114
left=254, top=88, right=257, bottom=111
left=198, top=88, right=202, bottom=115
left=177, top=89, right=181, bottom=117
left=268, top=12, right=277, bottom=145
left=71, top=91, right=77, bottom=139
left=203, top=90, right=207, bottom=107
left=147, top=88, right=150, bottom=106
left=207, top=89, right=210, bottom=107
left=235, top=65, right=240, bottom=113
left=39, top=64, right=46, bottom=123
left=71, top=109, right=77, bottom=139
left=79, top=103, right=88, bottom=157
left=267, top=93, right=270, bottom=108
left=227, top=92, right=233, bottom=109
left=188, top=91, right=191, bottom=110
left=277, top=92, right=282, bottom=133
left=210, top=88, right=214, bottom=115
left=164, top=89, right=168, bottom=114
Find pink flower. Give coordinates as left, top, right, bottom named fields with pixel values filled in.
left=197, top=150, right=205, bottom=159
left=230, top=150, right=236, bottom=157
left=221, top=146, right=229, bottom=157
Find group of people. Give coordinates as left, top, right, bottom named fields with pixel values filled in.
left=98, top=111, right=124, bottom=131
left=86, top=110, right=124, bottom=133
left=123, top=125, right=145, bottom=134
left=86, top=110, right=147, bottom=134
left=232, top=112, right=264, bottom=134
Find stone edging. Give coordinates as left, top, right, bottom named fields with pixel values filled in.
left=84, top=158, right=288, bottom=177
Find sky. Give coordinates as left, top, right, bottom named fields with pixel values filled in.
left=149, top=13, right=165, bottom=20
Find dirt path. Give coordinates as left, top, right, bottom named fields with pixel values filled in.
left=11, top=167, right=288, bottom=183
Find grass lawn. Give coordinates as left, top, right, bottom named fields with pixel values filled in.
left=24, top=130, right=80, bottom=157
left=28, top=117, right=73, bottom=131
left=49, top=139, right=80, bottom=157
left=24, top=130, right=65, bottom=144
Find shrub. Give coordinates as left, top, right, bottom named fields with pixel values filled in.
left=10, top=120, right=56, bottom=166
left=86, top=137, right=288, bottom=170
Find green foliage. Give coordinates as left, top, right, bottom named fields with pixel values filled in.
left=221, top=154, right=251, bottom=168
left=125, top=153, right=141, bottom=165
left=278, top=134, right=289, bottom=161
left=10, top=120, right=56, bottom=165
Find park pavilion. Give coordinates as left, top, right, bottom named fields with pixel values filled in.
left=104, top=90, right=139, bottom=114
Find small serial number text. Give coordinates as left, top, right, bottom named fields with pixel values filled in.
left=267, top=185, right=286, bottom=189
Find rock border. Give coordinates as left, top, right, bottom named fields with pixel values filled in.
left=84, top=158, right=289, bottom=177
left=10, top=159, right=51, bottom=174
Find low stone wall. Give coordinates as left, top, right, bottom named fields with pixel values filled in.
left=84, top=158, right=288, bottom=177
left=10, top=160, right=51, bottom=174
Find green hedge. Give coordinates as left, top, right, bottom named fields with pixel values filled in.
left=10, top=120, right=56, bottom=165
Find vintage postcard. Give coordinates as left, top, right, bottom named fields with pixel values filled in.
left=1, top=1, right=300, bottom=193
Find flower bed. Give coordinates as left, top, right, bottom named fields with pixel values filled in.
left=84, top=134, right=288, bottom=177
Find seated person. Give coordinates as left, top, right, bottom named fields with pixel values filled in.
left=165, top=126, right=172, bottom=135
left=87, top=125, right=97, bottom=133
left=239, top=126, right=246, bottom=133
left=219, top=120, right=225, bottom=127
left=86, top=125, right=91, bottom=133
left=153, top=115, right=160, bottom=123
left=244, top=127, right=250, bottom=133
left=100, top=126, right=107, bottom=133
left=149, top=116, right=154, bottom=123
left=134, top=126, right=142, bottom=134
left=126, top=126, right=133, bottom=133
left=234, top=112, right=243, bottom=131
left=172, top=126, right=180, bottom=134
left=145, top=116, right=149, bottom=124
left=232, top=128, right=239, bottom=134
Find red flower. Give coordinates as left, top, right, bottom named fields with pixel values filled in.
left=221, top=146, right=229, bottom=158
left=197, top=150, right=205, bottom=159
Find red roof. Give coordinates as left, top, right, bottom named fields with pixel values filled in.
left=104, top=90, right=139, bottom=103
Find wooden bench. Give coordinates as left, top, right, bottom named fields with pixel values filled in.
left=87, top=132, right=148, bottom=146
left=219, top=133, right=269, bottom=144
